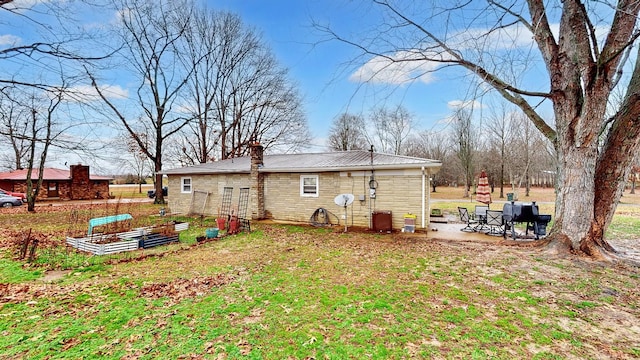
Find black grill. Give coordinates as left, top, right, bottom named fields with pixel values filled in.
left=502, top=202, right=551, bottom=239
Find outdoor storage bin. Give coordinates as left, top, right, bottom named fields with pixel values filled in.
left=403, top=213, right=417, bottom=233
left=372, top=210, right=392, bottom=232
left=206, top=228, right=219, bottom=238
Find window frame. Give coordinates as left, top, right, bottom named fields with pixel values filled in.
left=300, top=175, right=319, bottom=197
left=181, top=177, right=192, bottom=193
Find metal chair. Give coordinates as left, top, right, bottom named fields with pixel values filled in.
left=485, top=210, right=504, bottom=236
left=458, top=207, right=477, bottom=232
left=474, top=205, right=489, bottom=232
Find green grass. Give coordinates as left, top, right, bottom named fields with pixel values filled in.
left=0, top=258, right=43, bottom=283
left=607, top=214, right=640, bottom=240
left=1, top=201, right=639, bottom=358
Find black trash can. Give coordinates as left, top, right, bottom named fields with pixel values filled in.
left=535, top=215, right=552, bottom=236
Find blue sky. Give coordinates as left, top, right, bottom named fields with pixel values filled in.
left=0, top=0, right=545, bottom=140
left=209, top=0, right=471, bottom=148
left=1, top=0, right=566, bottom=171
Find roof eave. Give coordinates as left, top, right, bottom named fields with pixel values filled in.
left=161, top=169, right=251, bottom=175
left=262, top=162, right=442, bottom=173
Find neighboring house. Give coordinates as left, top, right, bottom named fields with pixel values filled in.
left=161, top=144, right=442, bottom=231
left=0, top=164, right=112, bottom=201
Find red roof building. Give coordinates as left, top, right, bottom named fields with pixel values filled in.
left=0, top=165, right=112, bottom=201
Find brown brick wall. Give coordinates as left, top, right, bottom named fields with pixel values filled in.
left=11, top=180, right=110, bottom=200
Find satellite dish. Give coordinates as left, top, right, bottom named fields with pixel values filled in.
left=334, top=194, right=355, bottom=232
left=334, top=194, right=355, bottom=207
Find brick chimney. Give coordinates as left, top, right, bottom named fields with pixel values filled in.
left=70, top=164, right=90, bottom=200
left=249, top=143, right=265, bottom=219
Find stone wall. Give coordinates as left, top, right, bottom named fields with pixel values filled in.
left=167, top=174, right=250, bottom=217
left=263, top=170, right=429, bottom=229
left=168, top=168, right=432, bottom=230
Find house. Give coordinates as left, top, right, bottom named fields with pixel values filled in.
left=0, top=164, right=112, bottom=201
left=161, top=144, right=442, bottom=231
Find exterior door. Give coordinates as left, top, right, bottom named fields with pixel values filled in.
left=48, top=182, right=59, bottom=197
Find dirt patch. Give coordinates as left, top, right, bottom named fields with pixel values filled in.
left=139, top=274, right=234, bottom=305
left=40, top=270, right=72, bottom=282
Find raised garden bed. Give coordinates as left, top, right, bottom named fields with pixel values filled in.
left=66, top=222, right=189, bottom=255
left=138, top=233, right=180, bottom=249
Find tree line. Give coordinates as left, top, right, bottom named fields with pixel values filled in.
left=0, top=0, right=310, bottom=206
left=326, top=102, right=558, bottom=199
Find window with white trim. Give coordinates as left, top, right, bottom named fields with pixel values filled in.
left=300, top=175, right=319, bottom=197
left=181, top=177, right=192, bottom=193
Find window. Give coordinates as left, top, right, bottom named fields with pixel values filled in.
left=181, top=177, right=192, bottom=193
left=300, top=175, right=319, bottom=197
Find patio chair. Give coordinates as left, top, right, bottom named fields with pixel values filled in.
left=473, top=205, right=489, bottom=232
left=458, top=207, right=477, bottom=232
left=485, top=210, right=504, bottom=236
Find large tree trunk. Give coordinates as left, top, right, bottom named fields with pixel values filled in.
left=551, top=143, right=606, bottom=255
left=542, top=0, right=632, bottom=258
left=588, top=70, right=640, bottom=255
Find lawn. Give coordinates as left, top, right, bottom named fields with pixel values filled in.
left=0, top=191, right=639, bottom=359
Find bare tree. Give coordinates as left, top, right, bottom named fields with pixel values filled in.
left=404, top=130, right=450, bottom=192
left=323, top=1, right=640, bottom=258
left=177, top=9, right=308, bottom=164
left=0, top=1, right=113, bottom=90
left=0, top=0, right=115, bottom=177
left=0, top=85, right=95, bottom=212
left=114, top=132, right=152, bottom=193
left=368, top=104, right=414, bottom=155
left=0, top=88, right=31, bottom=170
left=89, top=0, right=193, bottom=204
left=449, top=108, right=475, bottom=198
left=486, top=104, right=515, bottom=199
left=24, top=93, right=65, bottom=211
left=327, top=113, right=368, bottom=151
left=0, top=87, right=68, bottom=211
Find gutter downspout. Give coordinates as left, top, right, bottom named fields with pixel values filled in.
left=421, top=166, right=426, bottom=229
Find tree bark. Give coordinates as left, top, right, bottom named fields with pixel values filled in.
left=327, top=0, right=640, bottom=259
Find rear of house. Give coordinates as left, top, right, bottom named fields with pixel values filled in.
left=162, top=145, right=441, bottom=231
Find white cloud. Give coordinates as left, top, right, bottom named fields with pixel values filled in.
left=0, top=34, right=20, bottom=46
left=349, top=22, right=573, bottom=86
left=457, top=23, right=539, bottom=51
left=66, top=84, right=128, bottom=102
left=349, top=50, right=452, bottom=85
left=447, top=99, right=483, bottom=110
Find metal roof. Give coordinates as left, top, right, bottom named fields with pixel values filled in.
left=0, top=168, right=113, bottom=181
left=161, top=151, right=442, bottom=175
